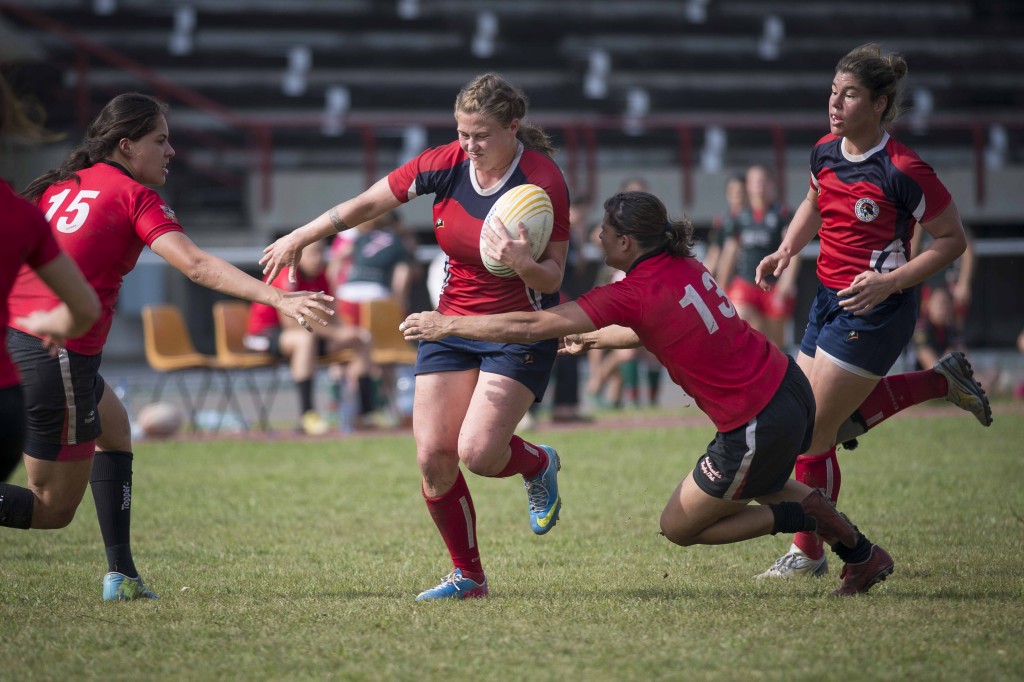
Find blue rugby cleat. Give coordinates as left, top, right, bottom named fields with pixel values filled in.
left=525, top=445, right=561, bottom=535
left=415, top=569, right=488, bottom=601
left=103, top=572, right=160, bottom=601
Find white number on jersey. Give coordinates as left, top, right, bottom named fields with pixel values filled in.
left=678, top=271, right=736, bottom=335
left=44, top=189, right=101, bottom=234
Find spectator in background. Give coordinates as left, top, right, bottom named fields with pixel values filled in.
left=550, top=193, right=593, bottom=423
left=328, top=211, right=416, bottom=423
left=705, top=172, right=746, bottom=278
left=912, top=224, right=976, bottom=333
left=245, top=238, right=374, bottom=435
left=717, top=165, right=798, bottom=350
left=330, top=211, right=414, bottom=323
left=912, top=285, right=961, bottom=371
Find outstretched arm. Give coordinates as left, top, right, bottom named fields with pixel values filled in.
left=260, top=177, right=401, bottom=284
left=151, top=231, right=334, bottom=329
left=401, top=301, right=596, bottom=344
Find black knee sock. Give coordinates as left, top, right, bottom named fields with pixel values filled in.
left=297, top=378, right=314, bottom=414
left=831, top=532, right=873, bottom=565
left=90, top=450, right=137, bottom=577
left=769, top=502, right=817, bottom=535
left=0, top=483, right=34, bottom=529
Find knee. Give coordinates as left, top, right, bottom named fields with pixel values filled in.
left=416, top=446, right=458, bottom=486
left=457, top=439, right=501, bottom=477
left=32, top=498, right=78, bottom=529
left=659, top=510, right=698, bottom=547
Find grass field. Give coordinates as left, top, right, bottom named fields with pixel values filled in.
left=1, top=406, right=1022, bottom=681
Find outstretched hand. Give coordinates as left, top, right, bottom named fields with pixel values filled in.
left=559, top=334, right=593, bottom=356
left=399, top=311, right=450, bottom=342
left=276, top=290, right=336, bottom=332
left=260, top=232, right=306, bottom=285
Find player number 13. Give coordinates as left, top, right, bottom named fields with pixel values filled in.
left=678, top=271, right=735, bottom=334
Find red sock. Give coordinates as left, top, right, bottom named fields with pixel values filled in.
left=853, top=370, right=948, bottom=433
left=792, top=447, right=841, bottom=560
left=494, top=436, right=546, bottom=480
left=423, top=470, right=484, bottom=582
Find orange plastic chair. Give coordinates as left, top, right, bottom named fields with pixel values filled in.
left=141, top=304, right=216, bottom=431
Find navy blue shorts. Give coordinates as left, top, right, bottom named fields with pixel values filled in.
left=415, top=335, right=558, bottom=402
left=799, top=284, right=918, bottom=377
left=692, top=356, right=815, bottom=501
left=6, top=328, right=105, bottom=461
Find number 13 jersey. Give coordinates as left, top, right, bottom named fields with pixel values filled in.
left=9, top=162, right=183, bottom=354
left=576, top=252, right=788, bottom=432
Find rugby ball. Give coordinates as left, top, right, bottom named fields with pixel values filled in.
left=480, top=184, right=554, bottom=278
left=137, top=402, right=184, bottom=438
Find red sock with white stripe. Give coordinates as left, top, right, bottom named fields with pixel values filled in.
left=792, top=447, right=841, bottom=561
left=423, top=470, right=484, bottom=583
left=851, top=370, right=948, bottom=433
left=493, top=435, right=546, bottom=480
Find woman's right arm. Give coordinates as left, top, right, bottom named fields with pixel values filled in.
left=13, top=253, right=101, bottom=346
left=260, top=177, right=402, bottom=284
left=755, top=186, right=820, bottom=290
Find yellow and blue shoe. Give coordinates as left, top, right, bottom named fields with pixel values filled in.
left=526, top=445, right=561, bottom=535
left=103, top=572, right=160, bottom=601
left=934, top=351, right=992, bottom=426
left=415, top=569, right=488, bottom=601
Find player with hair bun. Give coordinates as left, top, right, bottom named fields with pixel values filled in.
left=261, top=72, right=570, bottom=600
left=402, top=190, right=895, bottom=596
left=754, top=44, right=991, bottom=580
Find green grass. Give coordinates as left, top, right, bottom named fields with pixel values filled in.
left=2, top=410, right=1022, bottom=681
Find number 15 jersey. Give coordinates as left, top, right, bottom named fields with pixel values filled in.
left=8, top=162, right=183, bottom=355
left=576, top=252, right=788, bottom=432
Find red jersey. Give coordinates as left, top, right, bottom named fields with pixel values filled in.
left=246, top=267, right=330, bottom=335
left=576, top=252, right=788, bottom=432
left=8, top=163, right=183, bottom=355
left=1, top=180, right=62, bottom=388
left=387, top=140, right=569, bottom=315
left=810, top=133, right=952, bottom=290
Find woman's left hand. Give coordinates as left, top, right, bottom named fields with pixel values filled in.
left=838, top=270, right=900, bottom=315
left=260, top=231, right=307, bottom=285
left=481, top=215, right=534, bottom=273
left=400, top=311, right=450, bottom=341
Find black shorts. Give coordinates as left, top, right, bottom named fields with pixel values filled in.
left=0, top=384, right=26, bottom=480
left=692, top=356, right=815, bottom=501
left=6, top=329, right=105, bottom=461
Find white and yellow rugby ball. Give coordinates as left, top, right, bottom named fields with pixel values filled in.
left=479, top=184, right=554, bottom=278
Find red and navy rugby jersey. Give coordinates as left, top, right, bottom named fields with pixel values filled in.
left=387, top=140, right=569, bottom=316
left=810, top=133, right=951, bottom=290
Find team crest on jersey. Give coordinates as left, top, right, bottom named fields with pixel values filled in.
left=854, top=198, right=879, bottom=223
left=435, top=218, right=444, bottom=229
left=160, top=204, right=178, bottom=221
